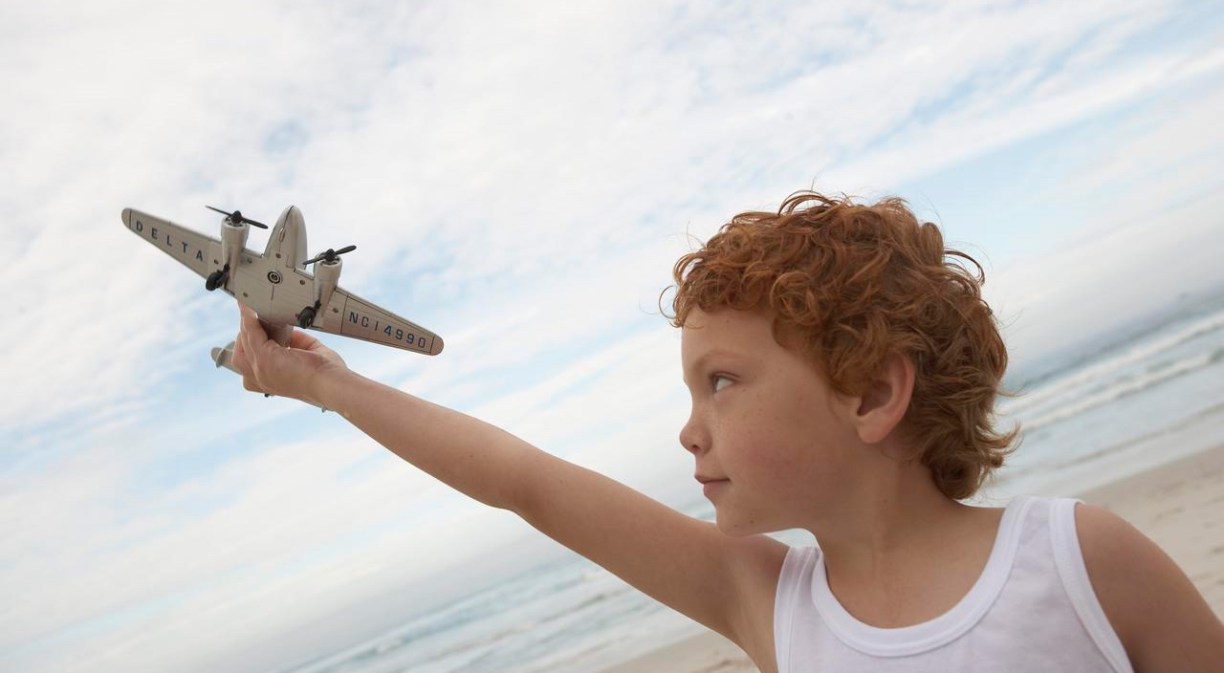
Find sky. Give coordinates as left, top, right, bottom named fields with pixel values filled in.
left=3, top=1, right=1224, bottom=671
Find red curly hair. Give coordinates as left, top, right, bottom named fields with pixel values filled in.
left=669, top=191, right=1018, bottom=500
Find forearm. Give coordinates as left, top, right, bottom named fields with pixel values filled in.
left=317, top=368, right=535, bottom=510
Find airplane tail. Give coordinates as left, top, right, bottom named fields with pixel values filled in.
left=211, top=341, right=241, bottom=373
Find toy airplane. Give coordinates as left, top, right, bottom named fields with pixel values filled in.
left=122, top=205, right=444, bottom=407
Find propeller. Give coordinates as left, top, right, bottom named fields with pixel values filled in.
left=206, top=205, right=268, bottom=229
left=303, top=245, right=356, bottom=266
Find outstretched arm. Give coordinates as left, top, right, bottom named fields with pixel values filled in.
left=231, top=304, right=786, bottom=667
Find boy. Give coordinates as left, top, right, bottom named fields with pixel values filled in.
left=232, top=191, right=1224, bottom=671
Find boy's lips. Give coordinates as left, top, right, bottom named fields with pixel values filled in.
left=698, top=476, right=730, bottom=498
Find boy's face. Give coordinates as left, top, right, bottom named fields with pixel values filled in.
left=680, top=307, right=862, bottom=536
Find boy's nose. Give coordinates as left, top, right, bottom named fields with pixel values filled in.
left=679, top=416, right=707, bottom=455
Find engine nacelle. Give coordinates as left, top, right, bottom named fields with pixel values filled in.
left=220, top=220, right=250, bottom=270
left=313, top=257, right=341, bottom=310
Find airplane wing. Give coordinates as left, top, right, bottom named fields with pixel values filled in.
left=121, top=208, right=219, bottom=279
left=316, top=286, right=444, bottom=355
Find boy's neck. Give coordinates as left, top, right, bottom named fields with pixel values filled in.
left=808, top=445, right=1000, bottom=597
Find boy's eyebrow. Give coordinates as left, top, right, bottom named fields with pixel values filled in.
left=683, top=348, right=745, bottom=383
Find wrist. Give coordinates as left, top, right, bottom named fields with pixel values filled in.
left=312, top=366, right=359, bottom=414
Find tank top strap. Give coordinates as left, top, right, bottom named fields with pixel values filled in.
left=1048, top=497, right=1134, bottom=673
left=773, top=545, right=818, bottom=672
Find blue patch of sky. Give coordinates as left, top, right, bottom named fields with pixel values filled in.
left=893, top=66, right=1224, bottom=269
left=334, top=448, right=395, bottom=484
left=384, top=42, right=428, bottom=71
left=859, top=57, right=1060, bottom=165
left=658, top=3, right=850, bottom=99
left=6, top=380, right=184, bottom=472
left=893, top=136, right=1073, bottom=266
left=127, top=441, right=249, bottom=507
left=727, top=47, right=844, bottom=100
left=861, top=3, right=1218, bottom=163
left=118, top=368, right=326, bottom=498
left=1118, top=0, right=1224, bottom=56
left=353, top=229, right=667, bottom=353
left=370, top=245, right=465, bottom=311
left=184, top=167, right=218, bottom=195
left=264, top=119, right=310, bottom=155
left=8, top=418, right=108, bottom=466
left=433, top=318, right=663, bottom=415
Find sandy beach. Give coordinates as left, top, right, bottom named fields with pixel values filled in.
left=599, top=444, right=1224, bottom=673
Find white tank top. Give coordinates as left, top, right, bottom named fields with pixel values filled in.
left=773, top=496, right=1134, bottom=672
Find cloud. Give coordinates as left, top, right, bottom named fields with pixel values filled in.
left=3, top=0, right=1205, bottom=431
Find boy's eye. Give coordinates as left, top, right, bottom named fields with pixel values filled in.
left=711, top=374, right=733, bottom=393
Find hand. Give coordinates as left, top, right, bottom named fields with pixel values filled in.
left=231, top=301, right=348, bottom=407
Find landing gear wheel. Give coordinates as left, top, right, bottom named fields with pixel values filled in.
left=205, top=269, right=228, bottom=291
left=297, top=306, right=317, bottom=329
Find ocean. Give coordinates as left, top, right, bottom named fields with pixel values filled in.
left=278, top=299, right=1224, bottom=673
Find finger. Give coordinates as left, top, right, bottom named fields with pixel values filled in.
left=231, top=335, right=256, bottom=390
left=239, top=302, right=269, bottom=350
left=236, top=300, right=249, bottom=342
left=238, top=304, right=273, bottom=374
left=236, top=303, right=254, bottom=369
left=231, top=334, right=249, bottom=375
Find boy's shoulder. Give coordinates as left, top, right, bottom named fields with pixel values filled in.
left=1074, top=502, right=1224, bottom=671
left=1073, top=504, right=1146, bottom=639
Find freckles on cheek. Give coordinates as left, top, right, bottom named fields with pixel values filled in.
left=751, top=408, right=818, bottom=473
left=744, top=426, right=806, bottom=473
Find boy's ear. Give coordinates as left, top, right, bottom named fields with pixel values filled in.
left=848, top=353, right=915, bottom=445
